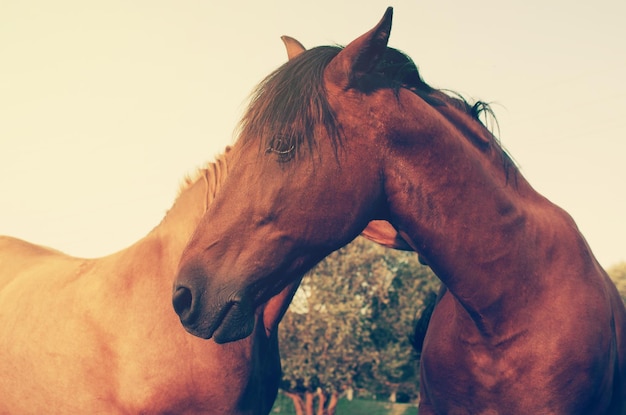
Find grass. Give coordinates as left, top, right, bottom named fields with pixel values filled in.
left=271, top=393, right=418, bottom=415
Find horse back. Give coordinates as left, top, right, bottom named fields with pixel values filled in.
left=0, top=234, right=64, bottom=254
left=0, top=235, right=77, bottom=288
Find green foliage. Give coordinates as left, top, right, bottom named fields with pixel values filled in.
left=364, top=259, right=439, bottom=399
left=608, top=262, right=626, bottom=303
left=278, top=236, right=439, bottom=404
left=271, top=394, right=419, bottom=415
left=335, top=398, right=418, bottom=415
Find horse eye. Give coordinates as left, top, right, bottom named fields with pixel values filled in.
left=265, top=136, right=296, bottom=162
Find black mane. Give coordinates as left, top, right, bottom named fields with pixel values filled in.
left=377, top=47, right=499, bottom=134
left=376, top=48, right=514, bottom=177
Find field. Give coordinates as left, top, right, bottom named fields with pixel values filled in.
left=271, top=393, right=419, bottom=415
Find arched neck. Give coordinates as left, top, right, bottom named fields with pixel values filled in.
left=385, top=97, right=596, bottom=338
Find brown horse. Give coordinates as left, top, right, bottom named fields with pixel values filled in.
left=0, top=148, right=299, bottom=414
left=174, top=8, right=626, bottom=414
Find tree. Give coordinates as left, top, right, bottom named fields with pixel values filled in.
left=364, top=259, right=439, bottom=401
left=279, top=237, right=380, bottom=414
left=278, top=236, right=439, bottom=413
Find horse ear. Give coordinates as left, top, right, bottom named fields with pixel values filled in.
left=361, top=220, right=413, bottom=251
left=281, top=36, right=306, bottom=60
left=262, top=279, right=302, bottom=336
left=326, top=7, right=393, bottom=89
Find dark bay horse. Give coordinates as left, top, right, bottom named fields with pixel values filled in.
left=0, top=148, right=299, bottom=414
left=173, top=8, right=626, bottom=414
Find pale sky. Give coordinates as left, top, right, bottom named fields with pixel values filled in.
left=1, top=1, right=624, bottom=268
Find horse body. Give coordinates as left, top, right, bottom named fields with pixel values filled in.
left=380, top=81, right=626, bottom=412
left=172, top=8, right=626, bottom=414
left=0, top=151, right=289, bottom=414
left=384, top=106, right=626, bottom=412
left=420, top=264, right=625, bottom=413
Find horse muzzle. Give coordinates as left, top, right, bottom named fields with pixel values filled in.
left=172, top=262, right=256, bottom=343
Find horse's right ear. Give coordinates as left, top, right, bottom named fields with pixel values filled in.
left=281, top=36, right=306, bottom=60
left=326, top=7, right=393, bottom=89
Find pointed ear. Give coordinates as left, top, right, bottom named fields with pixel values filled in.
left=361, top=220, right=413, bottom=251
left=326, top=7, right=393, bottom=89
left=281, top=35, right=306, bottom=60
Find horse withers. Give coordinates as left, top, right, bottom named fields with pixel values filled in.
left=173, top=8, right=626, bottom=414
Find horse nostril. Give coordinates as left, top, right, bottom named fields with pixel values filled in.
left=172, top=286, right=194, bottom=322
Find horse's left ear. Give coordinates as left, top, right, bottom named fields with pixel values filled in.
left=361, top=220, right=413, bottom=251
left=281, top=36, right=306, bottom=60
left=326, top=7, right=393, bottom=89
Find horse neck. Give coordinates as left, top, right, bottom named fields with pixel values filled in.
left=390, top=102, right=596, bottom=337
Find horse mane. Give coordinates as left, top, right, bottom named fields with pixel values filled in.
left=374, top=47, right=516, bottom=179
left=177, top=147, right=231, bottom=199
left=377, top=49, right=502, bottom=142
left=156, top=148, right=231, bottom=230
left=237, top=46, right=343, bottom=162
left=237, top=43, right=514, bottom=177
